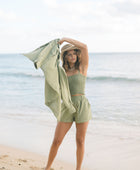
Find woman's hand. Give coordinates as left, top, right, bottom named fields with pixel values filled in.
left=58, top=38, right=65, bottom=45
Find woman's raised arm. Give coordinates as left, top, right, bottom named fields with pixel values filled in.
left=58, top=37, right=89, bottom=67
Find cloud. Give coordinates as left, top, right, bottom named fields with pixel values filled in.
left=42, top=0, right=140, bottom=36
left=43, top=0, right=58, bottom=8
left=41, top=0, right=140, bottom=52
left=43, top=0, right=94, bottom=20
left=43, top=0, right=140, bottom=17
left=0, top=9, right=17, bottom=21
left=0, top=0, right=140, bottom=52
left=112, top=0, right=140, bottom=16
left=43, top=0, right=140, bottom=20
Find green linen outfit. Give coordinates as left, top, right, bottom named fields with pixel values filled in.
left=22, top=38, right=92, bottom=123
left=59, top=70, right=92, bottom=123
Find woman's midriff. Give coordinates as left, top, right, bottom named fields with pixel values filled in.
left=71, top=94, right=84, bottom=96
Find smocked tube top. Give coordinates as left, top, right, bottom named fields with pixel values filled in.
left=67, top=71, right=86, bottom=96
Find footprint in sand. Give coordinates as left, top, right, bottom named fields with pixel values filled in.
left=18, top=158, right=28, bottom=162
left=30, top=166, right=43, bottom=170
left=0, top=155, right=9, bottom=159
left=30, top=167, right=54, bottom=170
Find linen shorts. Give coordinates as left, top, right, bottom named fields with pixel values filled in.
left=59, top=95, right=92, bottom=123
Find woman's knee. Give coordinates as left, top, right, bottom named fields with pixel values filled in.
left=76, top=137, right=85, bottom=146
left=52, top=138, right=62, bottom=146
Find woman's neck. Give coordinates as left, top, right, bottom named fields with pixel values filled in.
left=69, top=67, right=75, bottom=71
left=69, top=64, right=75, bottom=71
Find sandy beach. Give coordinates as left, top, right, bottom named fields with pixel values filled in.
left=0, top=144, right=89, bottom=170
left=0, top=118, right=140, bottom=170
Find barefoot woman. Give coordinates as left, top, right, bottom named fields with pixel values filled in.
left=45, top=37, right=92, bottom=170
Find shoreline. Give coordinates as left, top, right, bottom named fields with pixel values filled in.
left=0, top=118, right=140, bottom=169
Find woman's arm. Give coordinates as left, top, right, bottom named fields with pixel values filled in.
left=58, top=37, right=89, bottom=67
left=58, top=37, right=87, bottom=49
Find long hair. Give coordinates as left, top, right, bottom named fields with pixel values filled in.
left=62, top=49, right=81, bottom=71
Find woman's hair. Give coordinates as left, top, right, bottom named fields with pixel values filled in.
left=62, top=49, right=81, bottom=71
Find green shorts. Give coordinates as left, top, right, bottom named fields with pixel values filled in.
left=59, top=95, right=92, bottom=123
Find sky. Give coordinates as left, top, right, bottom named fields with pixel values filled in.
left=0, top=0, right=140, bottom=53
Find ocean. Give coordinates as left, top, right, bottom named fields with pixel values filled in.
left=0, top=52, right=140, bottom=168
left=0, top=52, right=140, bottom=126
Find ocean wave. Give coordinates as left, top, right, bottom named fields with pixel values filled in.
left=1, top=72, right=140, bottom=82
left=0, top=72, right=43, bottom=78
left=87, top=76, right=140, bottom=82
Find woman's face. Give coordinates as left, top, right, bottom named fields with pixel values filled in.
left=66, top=50, right=77, bottom=64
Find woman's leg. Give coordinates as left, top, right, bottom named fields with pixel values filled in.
left=45, top=121, right=73, bottom=170
left=75, top=121, right=89, bottom=170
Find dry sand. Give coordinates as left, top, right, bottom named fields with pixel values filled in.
left=1, top=119, right=140, bottom=170
left=0, top=144, right=88, bottom=170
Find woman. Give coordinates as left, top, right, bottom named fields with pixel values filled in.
left=45, top=37, right=92, bottom=170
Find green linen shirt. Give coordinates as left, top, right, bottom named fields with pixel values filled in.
left=22, top=38, right=76, bottom=121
